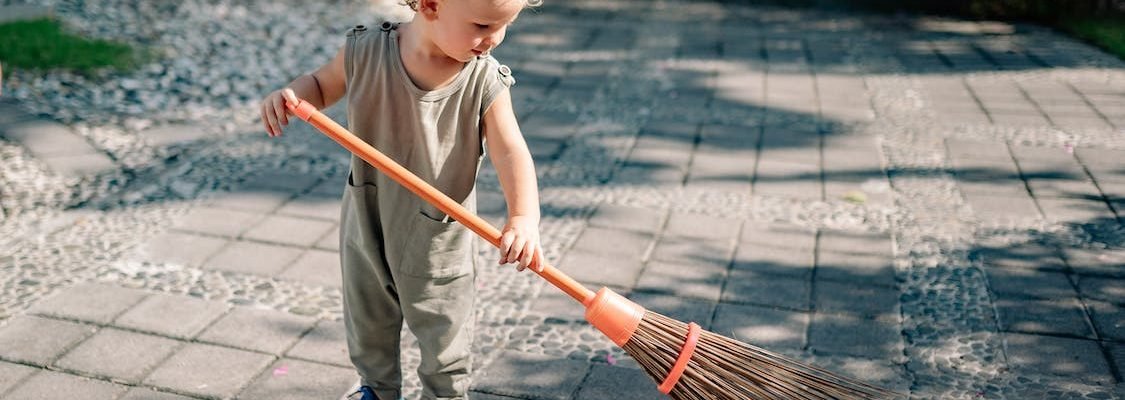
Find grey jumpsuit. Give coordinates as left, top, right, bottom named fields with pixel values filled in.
left=339, top=22, right=514, bottom=400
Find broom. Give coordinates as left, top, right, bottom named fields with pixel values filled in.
left=284, top=99, right=900, bottom=399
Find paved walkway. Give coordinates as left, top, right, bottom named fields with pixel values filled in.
left=1, top=0, right=1123, bottom=399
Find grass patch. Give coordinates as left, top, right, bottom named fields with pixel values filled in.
left=1059, top=18, right=1125, bottom=60
left=0, top=18, right=142, bottom=77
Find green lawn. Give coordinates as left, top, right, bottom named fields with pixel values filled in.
left=1060, top=18, right=1125, bottom=60
left=0, top=18, right=141, bottom=77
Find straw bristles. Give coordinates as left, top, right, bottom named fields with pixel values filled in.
left=622, top=311, right=900, bottom=400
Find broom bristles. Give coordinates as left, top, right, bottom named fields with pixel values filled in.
left=622, top=311, right=901, bottom=400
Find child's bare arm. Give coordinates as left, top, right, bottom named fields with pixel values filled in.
left=483, top=89, right=541, bottom=271
left=261, top=46, right=347, bottom=137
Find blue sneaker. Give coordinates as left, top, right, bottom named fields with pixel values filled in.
left=354, top=386, right=378, bottom=400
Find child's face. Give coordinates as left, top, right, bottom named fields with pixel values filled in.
left=426, top=0, right=523, bottom=62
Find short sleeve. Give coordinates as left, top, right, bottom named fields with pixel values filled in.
left=480, top=58, right=516, bottom=118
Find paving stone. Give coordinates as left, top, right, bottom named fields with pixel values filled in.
left=945, top=138, right=1011, bottom=161
left=1076, top=147, right=1125, bottom=167
left=0, top=315, right=94, bottom=365
left=145, top=343, right=275, bottom=399
left=472, top=350, right=588, bottom=400
left=557, top=250, right=644, bottom=289
left=119, top=387, right=198, bottom=400
left=723, top=269, right=809, bottom=310
left=575, top=364, right=663, bottom=400
left=816, top=251, right=897, bottom=288
left=818, top=230, right=894, bottom=257
left=814, top=280, right=900, bottom=320
left=28, top=282, right=149, bottom=324
left=198, top=307, right=317, bottom=354
left=315, top=227, right=341, bottom=251
left=285, top=319, right=350, bottom=367
left=1, top=119, right=95, bottom=156
left=204, top=240, right=303, bottom=277
left=141, top=123, right=212, bottom=147
left=0, top=361, right=39, bottom=395
left=206, top=189, right=292, bottom=213
left=529, top=285, right=588, bottom=322
left=1025, top=177, right=1103, bottom=199
left=636, top=260, right=726, bottom=302
left=586, top=204, right=665, bottom=235
left=740, top=222, right=817, bottom=250
left=664, top=211, right=741, bottom=240
left=242, top=171, right=323, bottom=193
left=55, top=328, right=181, bottom=383
left=242, top=214, right=336, bottom=247
left=972, top=243, right=1068, bottom=272
left=962, top=191, right=1041, bottom=222
left=173, top=206, right=263, bottom=238
left=569, top=226, right=653, bottom=259
left=113, top=293, right=229, bottom=339
left=1064, top=247, right=1125, bottom=277
left=808, top=313, right=902, bottom=360
left=650, top=236, right=733, bottom=268
left=1004, top=333, right=1113, bottom=385
left=276, top=193, right=341, bottom=221
left=137, top=231, right=229, bottom=268
left=237, top=358, right=357, bottom=400
left=712, top=303, right=809, bottom=351
left=1076, top=275, right=1125, bottom=305
left=995, top=298, right=1093, bottom=338
left=731, top=241, right=815, bottom=279
left=985, top=267, right=1077, bottom=300
left=629, top=292, right=715, bottom=328
left=41, top=153, right=116, bottom=176
left=279, top=249, right=342, bottom=288
left=1036, top=198, right=1117, bottom=224
left=1086, top=301, right=1125, bottom=342
left=3, top=370, right=126, bottom=400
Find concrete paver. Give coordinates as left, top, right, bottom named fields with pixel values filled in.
left=285, top=319, right=351, bottom=368
left=28, top=282, right=148, bottom=324
left=0, top=361, right=39, bottom=395
left=712, top=303, right=809, bottom=352
left=204, top=240, right=303, bottom=276
left=574, top=364, right=664, bottom=400
left=808, top=313, right=903, bottom=360
left=472, top=350, right=588, bottom=400
left=145, top=343, right=275, bottom=399
left=113, top=293, right=230, bottom=339
left=237, top=359, right=357, bottom=400
left=3, top=370, right=126, bottom=400
left=1004, top=333, right=1114, bottom=385
left=279, top=249, right=343, bottom=288
left=56, top=328, right=181, bottom=383
left=995, top=298, right=1094, bottom=338
left=0, top=315, right=95, bottom=365
left=198, top=307, right=317, bottom=354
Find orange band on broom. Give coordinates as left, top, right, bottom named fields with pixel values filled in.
left=285, top=98, right=900, bottom=400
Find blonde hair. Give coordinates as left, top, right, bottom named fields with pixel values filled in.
left=401, top=0, right=542, bottom=11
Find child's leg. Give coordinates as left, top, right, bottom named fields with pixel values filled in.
left=340, top=187, right=404, bottom=400
left=398, top=271, right=475, bottom=400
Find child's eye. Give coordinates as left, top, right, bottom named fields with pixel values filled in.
left=475, top=23, right=490, bottom=29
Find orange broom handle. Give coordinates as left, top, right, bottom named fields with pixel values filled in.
left=286, top=99, right=595, bottom=304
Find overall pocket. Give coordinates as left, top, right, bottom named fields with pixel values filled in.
left=398, top=209, right=474, bottom=279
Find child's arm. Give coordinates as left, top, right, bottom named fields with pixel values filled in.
left=261, top=46, right=347, bottom=137
left=483, top=89, right=542, bottom=271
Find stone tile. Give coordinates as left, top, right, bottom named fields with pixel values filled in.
left=0, top=316, right=94, bottom=365
left=712, top=303, right=809, bottom=351
left=276, top=193, right=341, bottom=221
left=972, top=243, right=1067, bottom=272
left=55, top=328, right=181, bottom=383
left=585, top=203, right=661, bottom=234
left=286, top=319, right=350, bottom=367
left=237, top=359, right=357, bottom=400
left=1004, top=333, right=1113, bottom=385
left=570, top=226, right=653, bottom=259
left=137, top=231, right=229, bottom=268
left=1025, top=177, right=1103, bottom=199
left=145, top=343, right=275, bottom=399
left=636, top=260, right=726, bottom=302
left=41, top=153, right=116, bottom=176
left=113, top=293, right=230, bottom=339
left=731, top=241, right=815, bottom=279
left=815, top=251, right=897, bottom=288
left=472, top=350, right=588, bottom=400
left=242, top=214, right=336, bottom=247
left=1, top=119, right=94, bottom=157
left=753, top=176, right=823, bottom=200
left=664, top=211, right=741, bottom=240
left=808, top=313, right=902, bottom=360
left=740, top=222, right=817, bottom=250
left=198, top=307, right=317, bottom=355
left=819, top=230, right=894, bottom=257
left=206, top=188, right=292, bottom=213
left=0, top=361, right=39, bottom=395
left=315, top=227, right=341, bottom=251
left=119, top=387, right=197, bottom=400
left=529, top=286, right=588, bottom=322
left=814, top=280, right=900, bottom=320
left=204, top=240, right=303, bottom=277
left=986, top=267, right=1077, bottom=300
left=241, top=171, right=323, bottom=193
left=140, top=123, right=212, bottom=147
left=1064, top=247, right=1125, bottom=277
left=723, top=269, right=810, bottom=310
left=1037, top=198, right=1117, bottom=223
left=29, top=282, right=149, bottom=325
left=995, top=298, right=1093, bottom=338
left=173, top=206, right=263, bottom=238
left=1076, top=275, right=1125, bottom=305
left=4, top=370, right=126, bottom=400
left=628, top=292, right=715, bottom=328
left=945, top=138, right=1011, bottom=161
left=557, top=250, right=644, bottom=289
left=961, top=192, right=1041, bottom=223
left=650, top=236, right=733, bottom=268
left=279, top=249, right=342, bottom=288
left=575, top=364, right=664, bottom=400
left=1087, top=301, right=1125, bottom=342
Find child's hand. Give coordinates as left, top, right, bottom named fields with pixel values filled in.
left=260, top=88, right=299, bottom=137
left=499, top=215, right=542, bottom=272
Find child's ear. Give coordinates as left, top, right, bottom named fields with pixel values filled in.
left=418, top=0, right=441, bottom=20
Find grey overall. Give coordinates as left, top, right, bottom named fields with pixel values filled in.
left=339, top=22, right=514, bottom=400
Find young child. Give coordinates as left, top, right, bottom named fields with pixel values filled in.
left=259, top=0, right=542, bottom=399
